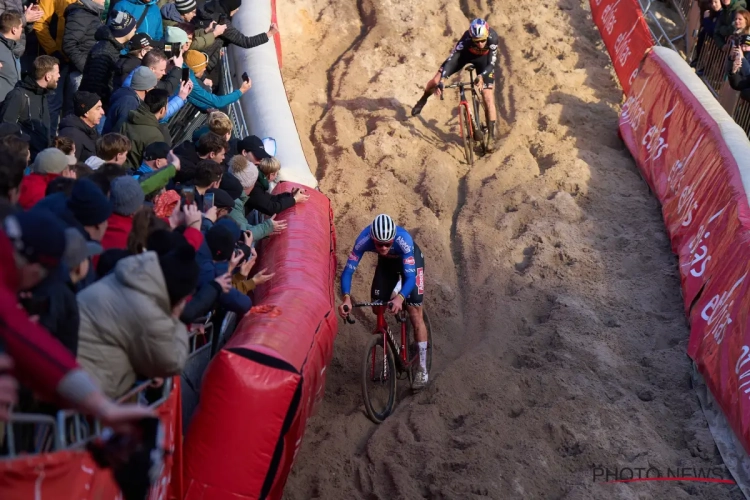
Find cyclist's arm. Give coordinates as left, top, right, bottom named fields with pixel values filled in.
left=479, top=33, right=499, bottom=77
left=440, top=34, right=468, bottom=78
left=395, top=230, right=418, bottom=298
left=340, top=229, right=372, bottom=296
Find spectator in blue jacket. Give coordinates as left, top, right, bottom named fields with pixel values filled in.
left=183, top=49, right=249, bottom=111
left=104, top=66, right=157, bottom=135
left=197, top=219, right=251, bottom=315
left=111, top=0, right=163, bottom=41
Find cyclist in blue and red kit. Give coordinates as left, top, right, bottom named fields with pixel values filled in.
left=411, top=18, right=500, bottom=151
left=338, top=214, right=429, bottom=389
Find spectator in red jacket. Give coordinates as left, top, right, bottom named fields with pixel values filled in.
left=17, top=147, right=75, bottom=209
left=101, top=175, right=145, bottom=251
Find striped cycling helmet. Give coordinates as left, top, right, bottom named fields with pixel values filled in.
left=469, top=18, right=489, bottom=41
left=370, top=214, right=396, bottom=243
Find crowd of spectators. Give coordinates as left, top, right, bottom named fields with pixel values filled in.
left=0, top=0, right=310, bottom=453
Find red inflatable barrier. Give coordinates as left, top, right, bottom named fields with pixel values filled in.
left=619, top=47, right=750, bottom=456
left=182, top=183, right=337, bottom=500
left=0, top=377, right=184, bottom=500
left=589, top=0, right=654, bottom=94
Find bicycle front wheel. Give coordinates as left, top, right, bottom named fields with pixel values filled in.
left=458, top=105, right=474, bottom=165
left=362, top=335, right=397, bottom=423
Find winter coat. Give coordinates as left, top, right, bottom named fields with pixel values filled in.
left=112, top=0, right=162, bottom=41
left=122, top=63, right=181, bottom=95
left=62, top=0, right=104, bottom=74
left=173, top=138, right=200, bottom=182
left=244, top=181, right=295, bottom=216
left=229, top=191, right=274, bottom=241
left=0, top=0, right=28, bottom=57
left=118, top=102, right=171, bottom=170
left=79, top=25, right=127, bottom=107
left=100, top=212, right=134, bottom=251
left=195, top=239, right=251, bottom=315
left=17, top=172, right=60, bottom=209
left=103, top=85, right=140, bottom=135
left=58, top=114, right=98, bottom=161
left=180, top=280, right=221, bottom=324
left=186, top=67, right=241, bottom=111
left=716, top=0, right=748, bottom=40
left=0, top=75, right=53, bottom=157
left=0, top=35, right=20, bottom=103
left=30, top=269, right=80, bottom=355
left=161, top=3, right=215, bottom=50
left=112, top=53, right=142, bottom=92
left=76, top=251, right=190, bottom=399
left=33, top=0, right=78, bottom=58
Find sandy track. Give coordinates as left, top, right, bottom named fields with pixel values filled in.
left=277, top=0, right=743, bottom=498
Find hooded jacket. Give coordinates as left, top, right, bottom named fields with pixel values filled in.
left=244, top=181, right=295, bottom=216
left=186, top=68, right=242, bottom=111
left=229, top=191, right=274, bottom=241
left=716, top=0, right=748, bottom=39
left=0, top=0, right=29, bottom=57
left=0, top=34, right=20, bottom=103
left=112, top=53, right=143, bottom=92
left=17, top=172, right=61, bottom=209
left=112, top=0, right=163, bottom=41
left=33, top=0, right=78, bottom=57
left=0, top=75, right=53, bottom=157
left=79, top=25, right=128, bottom=107
left=58, top=114, right=99, bottom=162
left=119, top=102, right=171, bottom=170
left=161, top=3, right=215, bottom=50
left=76, top=251, right=190, bottom=399
left=62, top=0, right=104, bottom=73
left=103, top=85, right=140, bottom=135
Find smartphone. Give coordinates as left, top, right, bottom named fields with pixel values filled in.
left=183, top=186, right=195, bottom=205
left=182, top=67, right=190, bottom=83
left=242, top=72, right=249, bottom=83
left=203, top=192, right=214, bottom=212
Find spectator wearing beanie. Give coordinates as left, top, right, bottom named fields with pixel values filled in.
left=105, top=66, right=158, bottom=135
left=76, top=246, right=198, bottom=398
left=17, top=147, right=74, bottom=209
left=100, top=175, right=145, bottom=252
left=221, top=170, right=278, bottom=241
left=161, top=0, right=197, bottom=28
left=196, top=220, right=251, bottom=315
left=112, top=33, right=153, bottom=92
left=79, top=11, right=138, bottom=109
left=67, top=177, right=112, bottom=242
left=184, top=49, right=248, bottom=111
left=59, top=91, right=104, bottom=162
left=112, top=0, right=163, bottom=41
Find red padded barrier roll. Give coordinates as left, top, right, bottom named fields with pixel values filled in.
left=182, top=183, right=338, bottom=500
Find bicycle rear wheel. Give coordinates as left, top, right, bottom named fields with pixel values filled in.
left=458, top=105, right=474, bottom=165
left=362, top=335, right=397, bottom=423
left=408, top=307, right=434, bottom=386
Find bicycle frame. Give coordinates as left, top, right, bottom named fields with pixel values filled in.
left=347, top=302, right=416, bottom=373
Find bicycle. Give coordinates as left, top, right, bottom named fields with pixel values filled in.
left=438, top=64, right=490, bottom=165
left=343, top=301, right=433, bottom=424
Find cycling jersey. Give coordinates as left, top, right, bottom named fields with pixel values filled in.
left=440, top=28, right=499, bottom=80
left=341, top=225, right=419, bottom=298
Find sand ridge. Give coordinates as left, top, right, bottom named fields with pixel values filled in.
left=277, top=0, right=743, bottom=498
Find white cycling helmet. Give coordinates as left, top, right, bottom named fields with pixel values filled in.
left=370, top=214, right=396, bottom=243
left=469, top=18, right=489, bottom=41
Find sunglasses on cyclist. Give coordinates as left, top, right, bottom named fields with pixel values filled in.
left=374, top=240, right=393, bottom=249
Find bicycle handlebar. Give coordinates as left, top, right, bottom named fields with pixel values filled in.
left=342, top=301, right=395, bottom=325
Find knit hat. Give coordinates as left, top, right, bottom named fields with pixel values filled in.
left=108, top=10, right=136, bottom=38
left=219, top=0, right=241, bottom=14
left=32, top=148, right=69, bottom=174
left=175, top=0, right=196, bottom=14
left=110, top=175, right=145, bottom=216
left=165, top=26, right=188, bottom=44
left=215, top=216, right=241, bottom=241
left=219, top=172, right=243, bottom=200
left=63, top=227, right=103, bottom=270
left=74, top=91, right=100, bottom=117
left=205, top=224, right=235, bottom=261
left=4, top=210, right=66, bottom=269
left=129, top=33, right=152, bottom=51
left=143, top=142, right=170, bottom=162
left=237, top=135, right=271, bottom=160
left=184, top=50, right=208, bottom=73
left=228, top=155, right=258, bottom=190
left=158, top=245, right=199, bottom=306
left=67, top=178, right=112, bottom=226
left=207, top=188, right=234, bottom=210
left=130, top=66, right=158, bottom=91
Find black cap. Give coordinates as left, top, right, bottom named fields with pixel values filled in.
left=143, top=142, right=170, bottom=162
left=129, top=33, right=153, bottom=51
left=207, top=188, right=234, bottom=210
left=237, top=135, right=270, bottom=160
left=0, top=123, right=31, bottom=142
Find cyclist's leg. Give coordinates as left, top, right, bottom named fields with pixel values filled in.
left=412, top=54, right=467, bottom=116
left=404, top=244, right=427, bottom=376
left=473, top=56, right=498, bottom=150
left=370, top=257, right=401, bottom=311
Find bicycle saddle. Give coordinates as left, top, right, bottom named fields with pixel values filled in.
left=465, top=64, right=475, bottom=72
